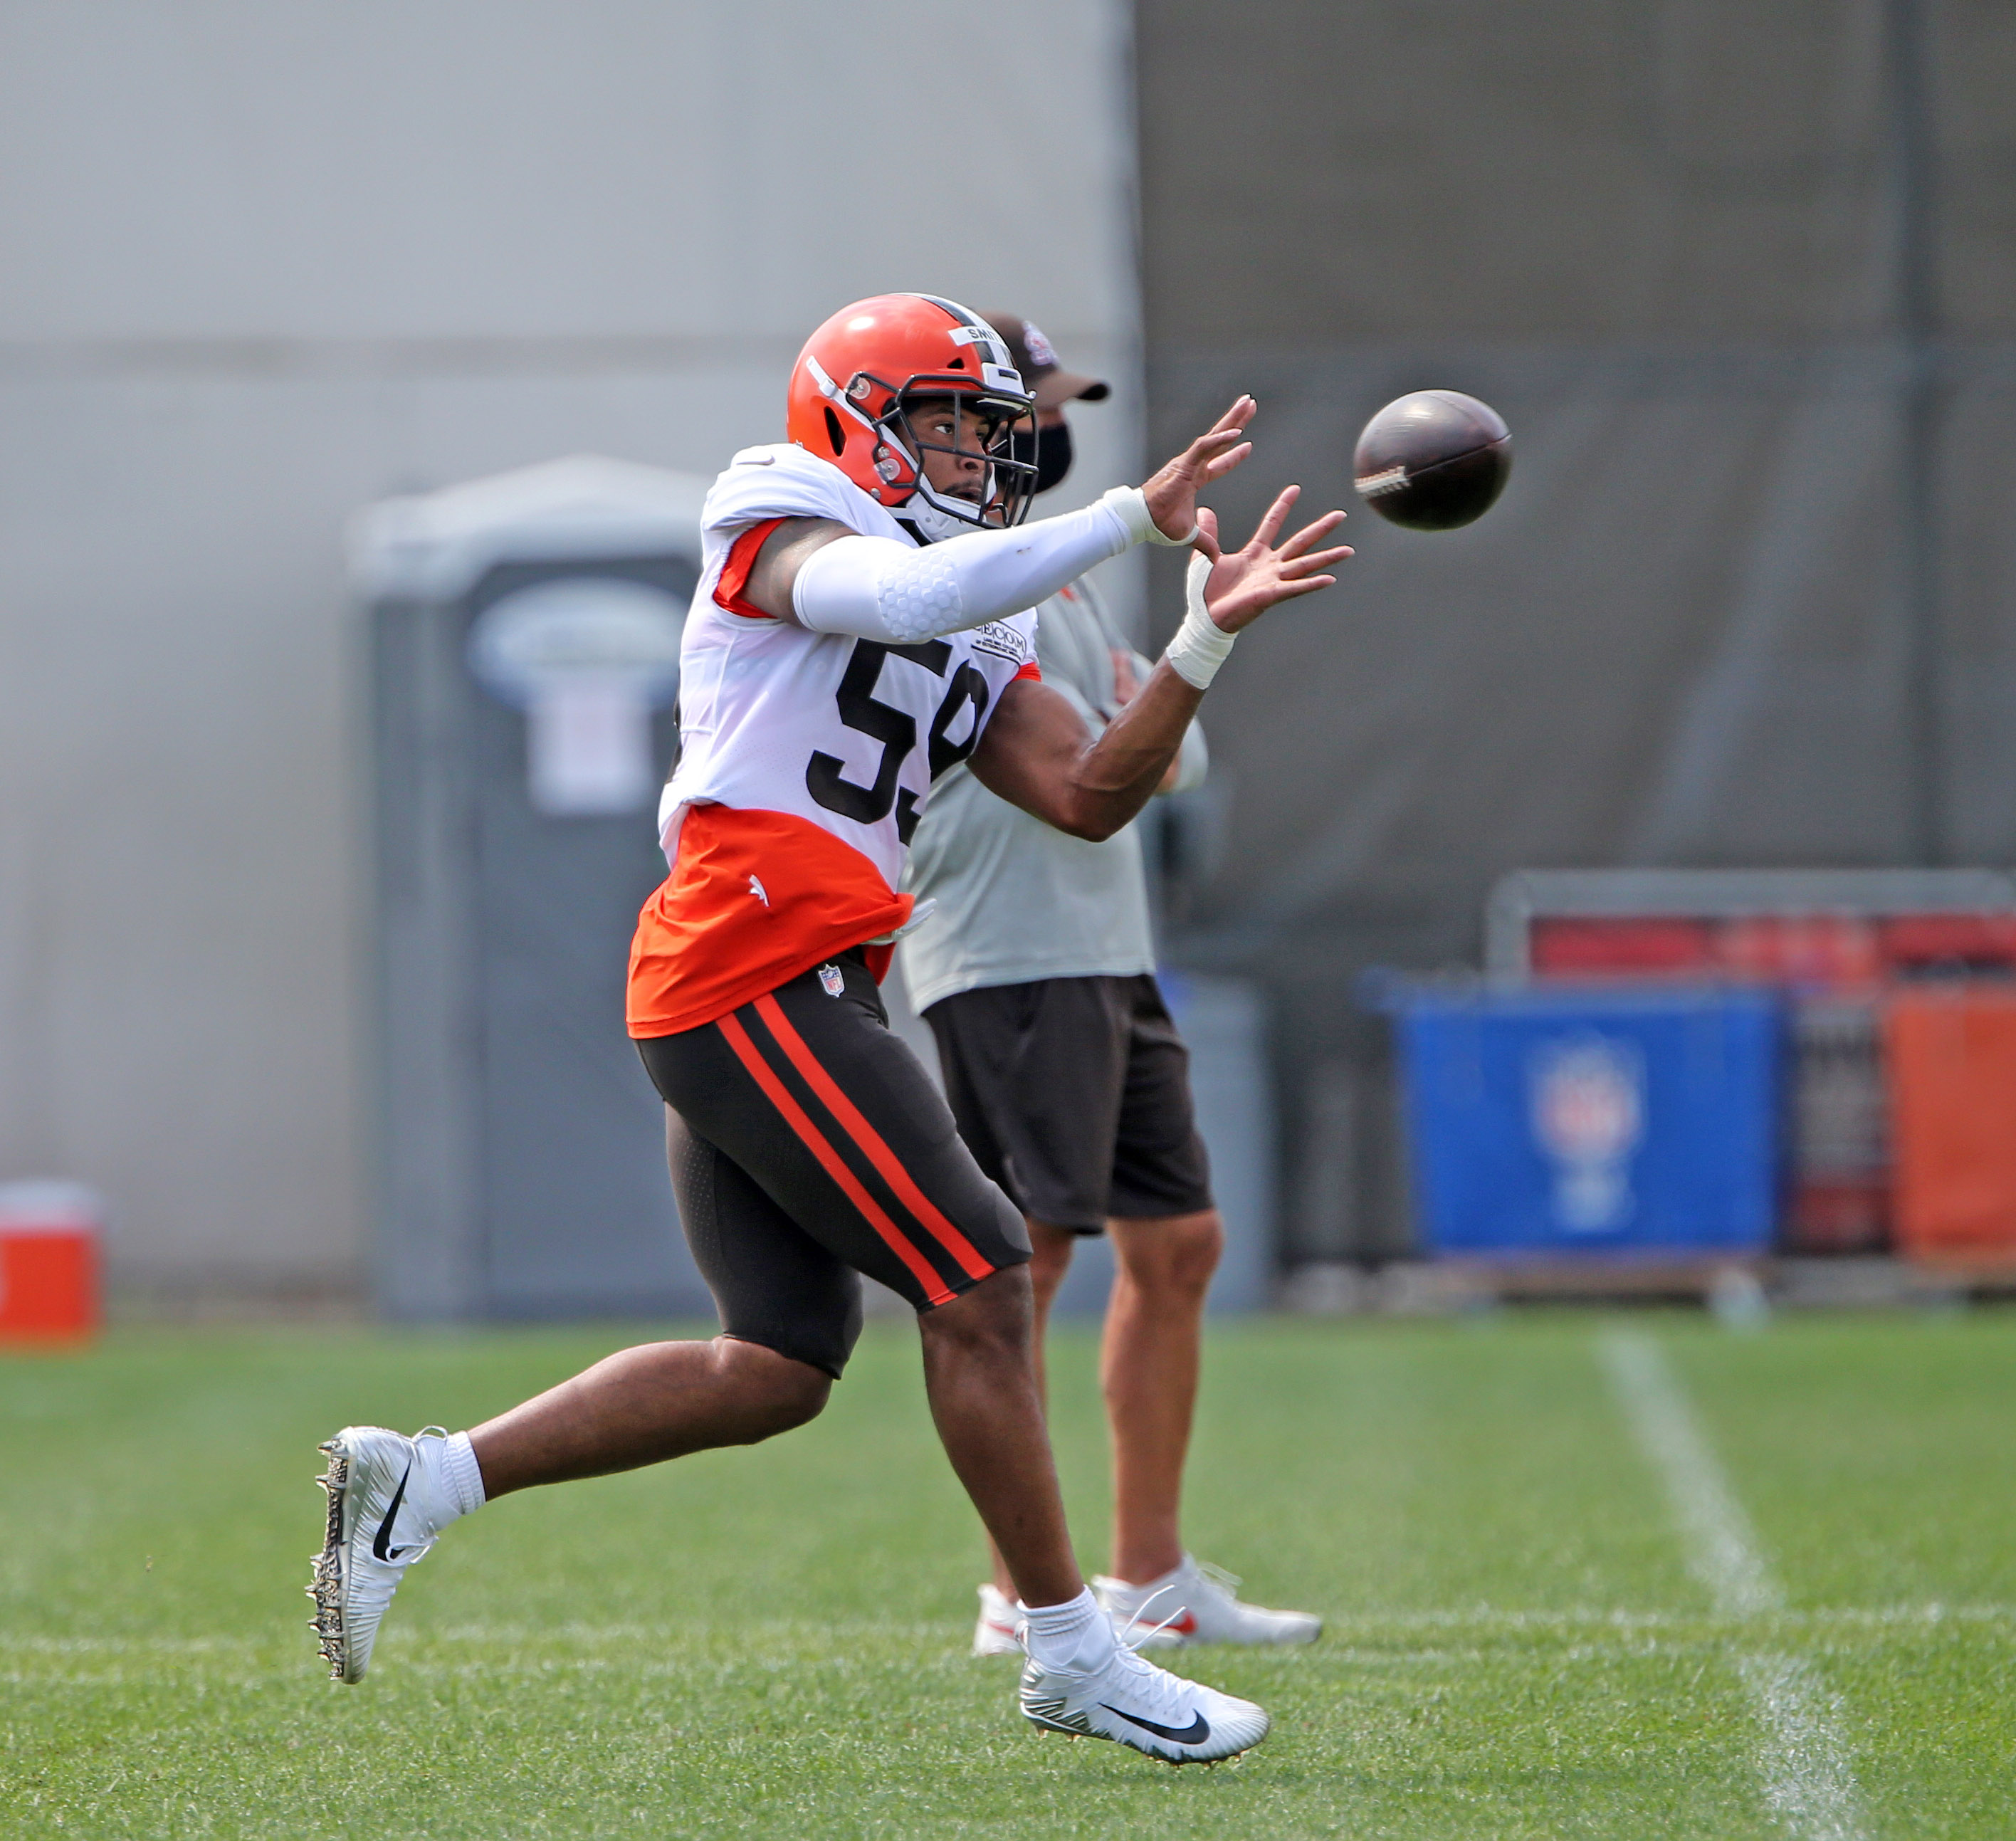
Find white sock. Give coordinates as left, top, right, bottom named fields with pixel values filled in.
left=1020, top=1587, right=1115, bottom=1674
left=436, top=1431, right=487, bottom=1520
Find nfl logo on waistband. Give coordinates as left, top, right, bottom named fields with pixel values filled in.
left=819, top=964, right=845, bottom=997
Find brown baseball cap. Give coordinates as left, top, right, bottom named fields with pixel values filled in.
left=983, top=314, right=1111, bottom=411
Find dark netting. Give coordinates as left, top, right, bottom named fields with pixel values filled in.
left=1135, top=0, right=2016, bottom=1260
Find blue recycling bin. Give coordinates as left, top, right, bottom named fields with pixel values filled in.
left=1386, top=983, right=1785, bottom=1257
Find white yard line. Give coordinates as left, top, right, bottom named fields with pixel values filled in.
left=1601, top=1329, right=1867, bottom=1841
left=1602, top=1330, right=1779, bottom=1618
left=3, top=1602, right=2007, bottom=1657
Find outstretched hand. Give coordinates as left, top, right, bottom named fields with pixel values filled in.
left=1140, top=397, right=1256, bottom=542
left=1193, top=490, right=1352, bottom=633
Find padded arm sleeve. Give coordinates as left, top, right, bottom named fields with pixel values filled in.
left=792, top=487, right=1178, bottom=643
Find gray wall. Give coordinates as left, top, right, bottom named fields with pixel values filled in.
left=0, top=0, right=1143, bottom=1304
left=1134, top=0, right=2016, bottom=1261
left=1140, top=0, right=2015, bottom=344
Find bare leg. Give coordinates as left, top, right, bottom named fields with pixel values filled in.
left=987, top=1220, right=1077, bottom=1598
left=468, top=1336, right=831, bottom=1499
left=466, top=1263, right=1089, bottom=1608
left=1103, top=1210, right=1222, bottom=1584
left=919, top=1262, right=1083, bottom=1608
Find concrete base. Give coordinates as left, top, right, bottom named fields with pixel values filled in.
left=1280, top=1255, right=2012, bottom=1316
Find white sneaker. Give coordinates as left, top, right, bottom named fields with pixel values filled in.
left=307, top=1426, right=457, bottom=1683
left=972, top=1583, right=1023, bottom=1657
left=1095, top=1555, right=1321, bottom=1648
left=1020, top=1630, right=1270, bottom=1764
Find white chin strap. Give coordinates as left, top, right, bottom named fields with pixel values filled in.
left=879, top=426, right=997, bottom=545
left=898, top=494, right=985, bottom=545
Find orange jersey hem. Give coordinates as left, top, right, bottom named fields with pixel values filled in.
left=626, top=805, right=910, bottom=1038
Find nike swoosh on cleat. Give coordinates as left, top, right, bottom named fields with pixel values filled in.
left=1100, top=1704, right=1210, bottom=1745
left=371, top=1462, right=413, bottom=1562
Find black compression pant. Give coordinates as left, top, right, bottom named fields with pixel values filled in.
left=636, top=949, right=1030, bottom=1378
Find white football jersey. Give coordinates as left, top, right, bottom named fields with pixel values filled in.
left=662, top=444, right=1039, bottom=891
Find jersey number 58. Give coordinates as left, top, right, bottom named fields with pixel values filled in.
left=807, top=640, right=991, bottom=844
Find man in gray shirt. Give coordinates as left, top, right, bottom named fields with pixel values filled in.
left=902, top=317, right=1319, bottom=1657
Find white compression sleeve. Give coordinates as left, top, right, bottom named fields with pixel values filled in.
left=792, top=487, right=1185, bottom=643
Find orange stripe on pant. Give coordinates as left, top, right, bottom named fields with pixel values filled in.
left=752, top=993, right=995, bottom=1281
left=715, top=1010, right=956, bottom=1306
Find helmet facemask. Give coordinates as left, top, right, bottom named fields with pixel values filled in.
left=867, top=377, right=1039, bottom=542
left=790, top=295, right=1046, bottom=530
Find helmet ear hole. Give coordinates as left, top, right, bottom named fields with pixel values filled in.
left=821, top=407, right=847, bottom=456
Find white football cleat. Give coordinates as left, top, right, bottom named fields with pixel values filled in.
left=1020, top=1630, right=1270, bottom=1765
left=972, top=1583, right=1024, bottom=1657
left=1095, top=1556, right=1321, bottom=1648
left=307, top=1426, right=456, bottom=1683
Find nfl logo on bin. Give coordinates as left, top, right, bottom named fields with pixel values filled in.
left=1530, top=1036, right=1644, bottom=1232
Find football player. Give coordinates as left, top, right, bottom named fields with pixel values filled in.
left=311, top=295, right=1348, bottom=1766
left=901, top=315, right=1321, bottom=1657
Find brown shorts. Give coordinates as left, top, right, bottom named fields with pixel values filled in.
left=923, top=974, right=1214, bottom=1235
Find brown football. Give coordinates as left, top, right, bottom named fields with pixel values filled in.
left=1353, top=390, right=1511, bottom=530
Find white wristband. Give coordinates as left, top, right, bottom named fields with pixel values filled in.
left=1101, top=485, right=1199, bottom=549
left=1162, top=550, right=1235, bottom=689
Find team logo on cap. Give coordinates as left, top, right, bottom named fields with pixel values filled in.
left=1022, top=322, right=1059, bottom=369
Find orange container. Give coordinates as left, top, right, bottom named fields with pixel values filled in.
left=0, top=1183, right=102, bottom=1343
left=1885, top=988, right=2016, bottom=1259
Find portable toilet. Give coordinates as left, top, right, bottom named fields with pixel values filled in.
left=352, top=456, right=714, bottom=1321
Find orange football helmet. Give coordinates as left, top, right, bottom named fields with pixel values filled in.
left=786, top=294, right=1038, bottom=538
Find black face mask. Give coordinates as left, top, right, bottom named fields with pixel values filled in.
left=1010, top=421, right=1075, bottom=495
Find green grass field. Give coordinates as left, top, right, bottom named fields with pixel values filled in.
left=4, top=1311, right=2012, bottom=1837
